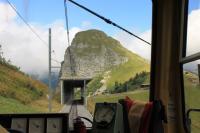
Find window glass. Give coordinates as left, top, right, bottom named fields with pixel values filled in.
left=0, top=0, right=152, bottom=115
left=186, top=0, right=200, bottom=56
left=183, top=61, right=200, bottom=133
left=86, top=0, right=152, bottom=114
left=183, top=1, right=200, bottom=132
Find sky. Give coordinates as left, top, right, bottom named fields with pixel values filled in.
left=0, top=0, right=200, bottom=77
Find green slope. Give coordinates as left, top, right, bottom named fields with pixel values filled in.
left=0, top=62, right=61, bottom=113
left=87, top=90, right=149, bottom=114
left=107, top=60, right=149, bottom=89
left=87, top=72, right=200, bottom=133
left=184, top=72, right=200, bottom=133
left=0, top=95, right=39, bottom=113
left=74, top=29, right=149, bottom=93
left=0, top=62, right=47, bottom=104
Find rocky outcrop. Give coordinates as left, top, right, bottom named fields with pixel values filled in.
left=60, top=29, right=128, bottom=80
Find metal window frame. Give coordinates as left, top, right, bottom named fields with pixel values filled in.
left=180, top=0, right=189, bottom=132
left=150, top=0, right=191, bottom=132
left=180, top=52, right=200, bottom=64
left=180, top=0, right=200, bottom=132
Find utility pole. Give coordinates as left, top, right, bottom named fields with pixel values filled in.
left=198, top=64, right=200, bottom=84
left=84, top=80, right=86, bottom=107
left=48, top=28, right=52, bottom=112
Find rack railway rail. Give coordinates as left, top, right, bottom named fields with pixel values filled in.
left=60, top=100, right=93, bottom=131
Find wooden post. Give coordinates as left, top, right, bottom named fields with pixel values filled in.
left=61, top=80, right=64, bottom=104
left=84, top=80, right=86, bottom=107
left=198, top=64, right=200, bottom=84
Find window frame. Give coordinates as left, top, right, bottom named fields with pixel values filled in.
left=180, top=0, right=200, bottom=132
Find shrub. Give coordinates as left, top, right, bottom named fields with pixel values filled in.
left=111, top=71, right=149, bottom=93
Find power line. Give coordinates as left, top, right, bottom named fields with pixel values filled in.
left=52, top=50, right=61, bottom=62
left=52, top=58, right=61, bottom=64
left=67, top=0, right=151, bottom=45
left=6, top=0, right=48, bottom=46
left=7, top=0, right=61, bottom=71
left=64, top=0, right=70, bottom=47
left=64, top=1, right=76, bottom=76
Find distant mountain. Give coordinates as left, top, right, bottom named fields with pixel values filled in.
left=39, top=73, right=59, bottom=89
left=60, top=29, right=130, bottom=79
left=57, top=29, right=149, bottom=94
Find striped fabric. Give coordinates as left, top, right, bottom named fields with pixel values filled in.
left=125, top=97, right=153, bottom=133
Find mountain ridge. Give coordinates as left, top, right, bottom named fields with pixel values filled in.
left=58, top=29, right=149, bottom=94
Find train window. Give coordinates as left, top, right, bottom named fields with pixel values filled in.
left=182, top=0, right=200, bottom=132
left=186, top=0, right=200, bottom=56
left=183, top=61, right=200, bottom=132
left=86, top=0, right=152, bottom=114
left=0, top=0, right=152, bottom=115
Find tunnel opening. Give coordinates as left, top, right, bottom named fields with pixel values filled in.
left=61, top=78, right=92, bottom=105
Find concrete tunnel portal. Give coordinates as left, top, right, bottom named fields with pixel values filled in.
left=60, top=78, right=92, bottom=105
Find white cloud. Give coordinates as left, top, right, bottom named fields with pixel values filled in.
left=0, top=3, right=16, bottom=21
left=0, top=2, right=16, bottom=32
left=184, top=9, right=200, bottom=72
left=1, top=1, right=200, bottom=77
left=0, top=2, right=81, bottom=77
left=115, top=9, right=200, bottom=73
left=114, top=30, right=151, bottom=60
left=187, top=9, right=200, bottom=56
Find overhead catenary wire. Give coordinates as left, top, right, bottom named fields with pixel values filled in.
left=52, top=50, right=62, bottom=62
left=6, top=0, right=48, bottom=46
left=66, top=0, right=151, bottom=45
left=7, top=0, right=62, bottom=72
left=7, top=0, right=62, bottom=65
left=52, top=58, right=61, bottom=64
left=64, top=0, right=76, bottom=76
left=64, top=0, right=71, bottom=47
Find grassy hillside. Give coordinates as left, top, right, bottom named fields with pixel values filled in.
left=184, top=72, right=200, bottom=133
left=107, top=59, right=149, bottom=89
left=103, top=36, right=150, bottom=89
left=87, top=75, right=104, bottom=95
left=87, top=72, right=200, bottom=133
left=0, top=95, right=39, bottom=113
left=87, top=90, right=149, bottom=114
left=110, top=71, right=150, bottom=93
left=0, top=63, right=47, bottom=104
left=0, top=62, right=61, bottom=113
left=74, top=30, right=150, bottom=94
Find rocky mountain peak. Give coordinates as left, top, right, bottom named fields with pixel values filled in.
left=60, top=29, right=128, bottom=79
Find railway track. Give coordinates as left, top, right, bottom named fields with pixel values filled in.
left=60, top=100, right=93, bottom=131
left=68, top=101, right=78, bottom=131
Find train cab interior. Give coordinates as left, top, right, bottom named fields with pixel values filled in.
left=0, top=0, right=200, bottom=133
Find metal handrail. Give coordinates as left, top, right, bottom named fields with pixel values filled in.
left=186, top=108, right=200, bottom=119
left=185, top=108, right=200, bottom=133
